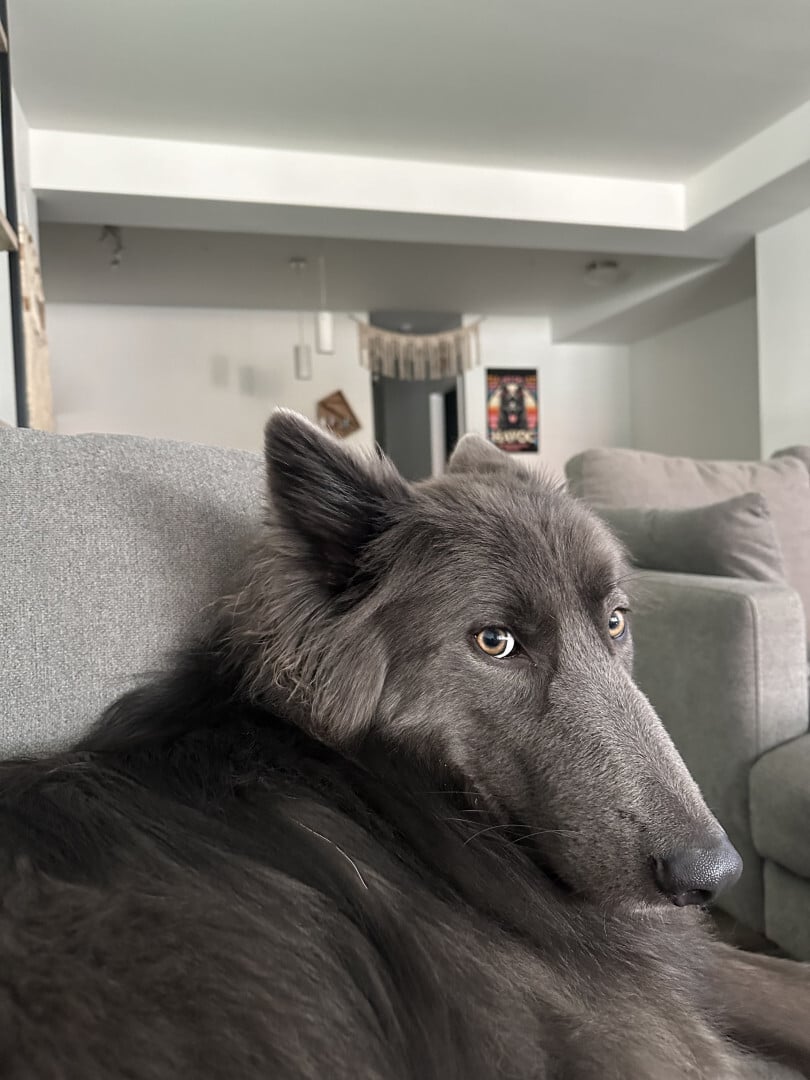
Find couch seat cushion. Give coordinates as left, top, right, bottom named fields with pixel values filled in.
left=750, top=734, right=810, bottom=880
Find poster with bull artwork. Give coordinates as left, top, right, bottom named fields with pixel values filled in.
left=486, top=369, right=539, bottom=453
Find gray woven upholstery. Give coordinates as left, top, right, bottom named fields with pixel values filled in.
left=751, top=735, right=810, bottom=881
left=631, top=570, right=808, bottom=933
left=595, top=493, right=786, bottom=583
left=762, top=862, right=810, bottom=963
left=566, top=447, right=810, bottom=641
left=0, top=427, right=263, bottom=756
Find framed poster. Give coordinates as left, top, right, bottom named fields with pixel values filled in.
left=486, top=369, right=539, bottom=453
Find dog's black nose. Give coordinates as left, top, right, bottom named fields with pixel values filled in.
left=654, top=835, right=743, bottom=906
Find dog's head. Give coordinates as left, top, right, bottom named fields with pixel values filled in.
left=235, top=411, right=741, bottom=911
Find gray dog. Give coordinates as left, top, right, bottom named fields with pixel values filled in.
left=0, top=410, right=808, bottom=1079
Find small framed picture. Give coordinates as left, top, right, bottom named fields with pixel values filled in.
left=486, top=369, right=539, bottom=453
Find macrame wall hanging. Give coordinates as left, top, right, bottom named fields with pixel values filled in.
left=357, top=319, right=482, bottom=381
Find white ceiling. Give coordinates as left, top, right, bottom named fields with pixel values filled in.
left=39, top=223, right=754, bottom=343
left=12, top=0, right=810, bottom=181
left=14, top=1, right=804, bottom=338
left=37, top=224, right=706, bottom=314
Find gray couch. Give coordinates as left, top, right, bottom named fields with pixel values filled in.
left=1, top=426, right=263, bottom=756
left=1, top=426, right=801, bottom=1080
left=566, top=447, right=810, bottom=959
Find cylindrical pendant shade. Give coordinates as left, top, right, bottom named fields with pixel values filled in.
left=429, top=392, right=446, bottom=477
left=315, top=311, right=334, bottom=354
left=294, top=344, right=312, bottom=381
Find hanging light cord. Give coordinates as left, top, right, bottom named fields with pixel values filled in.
left=318, top=254, right=328, bottom=310
left=288, top=257, right=308, bottom=347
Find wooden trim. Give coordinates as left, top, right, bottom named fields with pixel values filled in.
left=0, top=209, right=17, bottom=250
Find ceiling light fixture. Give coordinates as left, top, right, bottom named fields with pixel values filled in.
left=99, top=225, right=124, bottom=269
left=583, top=259, right=624, bottom=287
left=314, top=253, right=334, bottom=355
left=289, top=257, right=312, bottom=381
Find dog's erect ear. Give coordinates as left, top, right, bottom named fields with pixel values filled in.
left=447, top=433, right=512, bottom=475
left=264, top=410, right=410, bottom=589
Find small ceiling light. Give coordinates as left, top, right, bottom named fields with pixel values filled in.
left=99, top=225, right=124, bottom=268
left=583, top=259, right=625, bottom=287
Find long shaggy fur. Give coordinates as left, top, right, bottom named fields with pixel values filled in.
left=0, top=413, right=807, bottom=1079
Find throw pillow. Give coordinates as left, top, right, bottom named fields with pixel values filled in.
left=596, top=493, right=786, bottom=582
left=565, top=447, right=810, bottom=640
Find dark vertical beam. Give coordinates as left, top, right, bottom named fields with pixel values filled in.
left=0, top=0, right=27, bottom=426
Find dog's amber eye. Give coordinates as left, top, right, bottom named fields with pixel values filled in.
left=475, top=628, right=516, bottom=658
left=608, top=610, right=627, bottom=639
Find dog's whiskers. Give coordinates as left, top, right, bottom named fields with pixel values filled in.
left=510, top=828, right=579, bottom=844
left=419, top=790, right=482, bottom=796
left=293, top=820, right=369, bottom=890
left=442, top=816, right=515, bottom=827
left=462, top=822, right=522, bottom=845
left=443, top=818, right=580, bottom=847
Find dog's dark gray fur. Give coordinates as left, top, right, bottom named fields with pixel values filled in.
left=1, top=411, right=808, bottom=1079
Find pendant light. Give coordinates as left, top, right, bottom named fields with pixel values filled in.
left=289, top=257, right=312, bottom=381
left=314, top=253, right=334, bottom=354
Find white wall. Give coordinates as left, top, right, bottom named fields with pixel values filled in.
left=46, top=306, right=631, bottom=476
left=756, top=206, right=810, bottom=456
left=47, top=304, right=374, bottom=453
left=628, top=299, right=760, bottom=460
left=462, top=316, right=632, bottom=479
left=48, top=301, right=765, bottom=469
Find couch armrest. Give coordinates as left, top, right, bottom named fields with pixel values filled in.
left=630, top=570, right=808, bottom=930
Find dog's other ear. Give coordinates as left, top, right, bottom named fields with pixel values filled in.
left=447, top=433, right=512, bottom=475
left=264, top=410, right=410, bottom=589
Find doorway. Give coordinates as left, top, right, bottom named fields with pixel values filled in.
left=370, top=311, right=464, bottom=481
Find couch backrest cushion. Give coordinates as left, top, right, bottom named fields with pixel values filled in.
left=0, top=428, right=263, bottom=757
left=566, top=447, right=810, bottom=641
left=595, top=493, right=786, bottom=583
